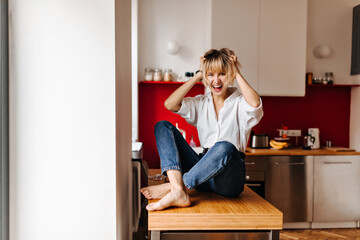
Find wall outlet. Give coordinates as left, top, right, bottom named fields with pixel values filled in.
left=278, top=129, right=302, bottom=137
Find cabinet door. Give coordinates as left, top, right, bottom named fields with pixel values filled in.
left=314, top=156, right=360, bottom=222
left=211, top=0, right=260, bottom=91
left=258, top=0, right=307, bottom=96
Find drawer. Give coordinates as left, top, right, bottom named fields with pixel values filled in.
left=245, top=156, right=266, bottom=171
left=245, top=171, right=265, bottom=181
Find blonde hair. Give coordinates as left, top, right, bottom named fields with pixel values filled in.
left=202, top=48, right=241, bottom=86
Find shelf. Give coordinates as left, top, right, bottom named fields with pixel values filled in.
left=307, top=84, right=360, bottom=87
left=139, top=81, right=204, bottom=85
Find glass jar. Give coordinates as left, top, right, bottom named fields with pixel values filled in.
left=153, top=68, right=162, bottom=81
left=325, top=72, right=334, bottom=85
left=184, top=72, right=194, bottom=81
left=144, top=68, right=154, bottom=81
left=163, top=69, right=172, bottom=82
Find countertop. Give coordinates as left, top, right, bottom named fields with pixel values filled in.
left=245, top=147, right=360, bottom=156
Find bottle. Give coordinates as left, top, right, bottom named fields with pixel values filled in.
left=144, top=68, right=154, bottom=81
left=306, top=72, right=313, bottom=85
left=153, top=68, right=162, bottom=81
left=189, top=135, right=196, bottom=147
left=164, top=69, right=172, bottom=82
left=175, top=123, right=186, bottom=140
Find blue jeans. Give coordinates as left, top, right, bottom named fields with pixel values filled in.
left=155, top=120, right=246, bottom=197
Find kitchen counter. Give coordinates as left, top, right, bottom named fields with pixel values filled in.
left=246, top=147, right=360, bottom=156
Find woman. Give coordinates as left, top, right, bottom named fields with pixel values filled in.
left=141, top=48, right=263, bottom=211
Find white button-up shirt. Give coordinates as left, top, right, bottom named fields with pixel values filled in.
left=176, top=87, right=263, bottom=153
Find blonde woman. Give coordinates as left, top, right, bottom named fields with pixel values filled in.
left=141, top=48, right=263, bottom=211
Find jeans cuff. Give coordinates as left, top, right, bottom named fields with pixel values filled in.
left=183, top=181, right=193, bottom=190
left=161, top=166, right=182, bottom=176
left=182, top=175, right=194, bottom=190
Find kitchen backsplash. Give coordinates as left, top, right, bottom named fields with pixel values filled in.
left=253, top=85, right=351, bottom=149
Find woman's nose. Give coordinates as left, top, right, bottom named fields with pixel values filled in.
left=214, top=74, right=221, bottom=82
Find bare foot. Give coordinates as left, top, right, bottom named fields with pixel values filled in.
left=141, top=183, right=171, bottom=199
left=146, top=189, right=191, bottom=211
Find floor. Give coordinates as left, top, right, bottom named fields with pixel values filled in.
left=133, top=228, right=360, bottom=240
left=280, top=229, right=360, bottom=240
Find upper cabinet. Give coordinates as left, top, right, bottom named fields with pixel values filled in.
left=211, top=0, right=260, bottom=92
left=212, top=0, right=307, bottom=96
left=258, top=0, right=307, bottom=96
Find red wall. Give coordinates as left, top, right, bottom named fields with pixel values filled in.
left=139, top=83, right=351, bottom=168
left=139, top=82, right=205, bottom=168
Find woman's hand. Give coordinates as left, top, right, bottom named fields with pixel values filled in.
left=230, top=55, right=241, bottom=77
left=195, top=56, right=205, bottom=82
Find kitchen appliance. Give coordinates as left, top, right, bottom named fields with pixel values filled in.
left=244, top=156, right=266, bottom=198
left=303, top=133, right=315, bottom=150
left=265, top=156, right=313, bottom=227
left=308, top=128, right=320, bottom=149
left=250, top=134, right=269, bottom=149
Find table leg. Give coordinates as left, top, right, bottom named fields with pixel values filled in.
left=270, top=230, right=279, bottom=240
left=151, top=230, right=161, bottom=240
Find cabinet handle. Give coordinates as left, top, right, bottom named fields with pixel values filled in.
left=245, top=162, right=255, bottom=165
left=323, top=161, right=352, bottom=164
left=246, top=183, right=262, bottom=187
left=275, top=162, right=305, bottom=166
left=245, top=175, right=250, bottom=180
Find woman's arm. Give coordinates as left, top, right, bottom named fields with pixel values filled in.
left=164, top=57, right=204, bottom=112
left=164, top=72, right=203, bottom=112
left=231, top=56, right=261, bottom=108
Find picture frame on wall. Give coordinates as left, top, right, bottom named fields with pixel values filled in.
left=351, top=4, right=360, bottom=75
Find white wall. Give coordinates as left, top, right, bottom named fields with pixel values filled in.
left=307, top=0, right=360, bottom=84
left=9, top=0, right=131, bottom=239
left=306, top=0, right=360, bottom=150
left=138, top=0, right=211, bottom=81
left=350, top=88, right=360, bottom=150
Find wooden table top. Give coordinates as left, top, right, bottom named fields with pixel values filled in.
left=148, top=169, right=283, bottom=231
left=246, top=147, right=360, bottom=156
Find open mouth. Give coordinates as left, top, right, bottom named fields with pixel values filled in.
left=212, top=84, right=223, bottom=92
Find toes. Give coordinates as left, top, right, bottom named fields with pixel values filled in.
left=146, top=202, right=160, bottom=211
left=141, top=189, right=152, bottom=199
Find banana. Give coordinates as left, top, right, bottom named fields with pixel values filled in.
left=270, top=141, right=284, bottom=149
left=270, top=140, right=289, bottom=149
left=270, top=139, right=288, bottom=147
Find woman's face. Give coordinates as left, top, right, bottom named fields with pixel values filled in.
left=204, top=71, right=232, bottom=97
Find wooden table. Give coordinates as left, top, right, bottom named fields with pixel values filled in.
left=148, top=169, right=283, bottom=240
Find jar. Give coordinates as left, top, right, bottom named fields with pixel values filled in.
left=163, top=69, right=172, bottom=82
left=184, top=72, right=194, bottom=81
left=325, top=72, right=334, bottom=85
left=306, top=72, right=313, bottom=85
left=153, top=68, right=162, bottom=81
left=144, top=68, right=154, bottom=81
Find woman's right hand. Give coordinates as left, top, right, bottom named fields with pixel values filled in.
left=195, top=57, right=205, bottom=82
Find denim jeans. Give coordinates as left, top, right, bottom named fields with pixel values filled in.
left=155, top=120, right=246, bottom=197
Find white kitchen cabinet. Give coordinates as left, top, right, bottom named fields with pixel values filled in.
left=211, top=0, right=307, bottom=96
left=258, top=0, right=307, bottom=96
left=313, top=156, right=360, bottom=226
left=211, top=0, right=260, bottom=91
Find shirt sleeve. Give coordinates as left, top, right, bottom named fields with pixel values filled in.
left=239, top=96, right=264, bottom=130
left=175, top=96, right=201, bottom=126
